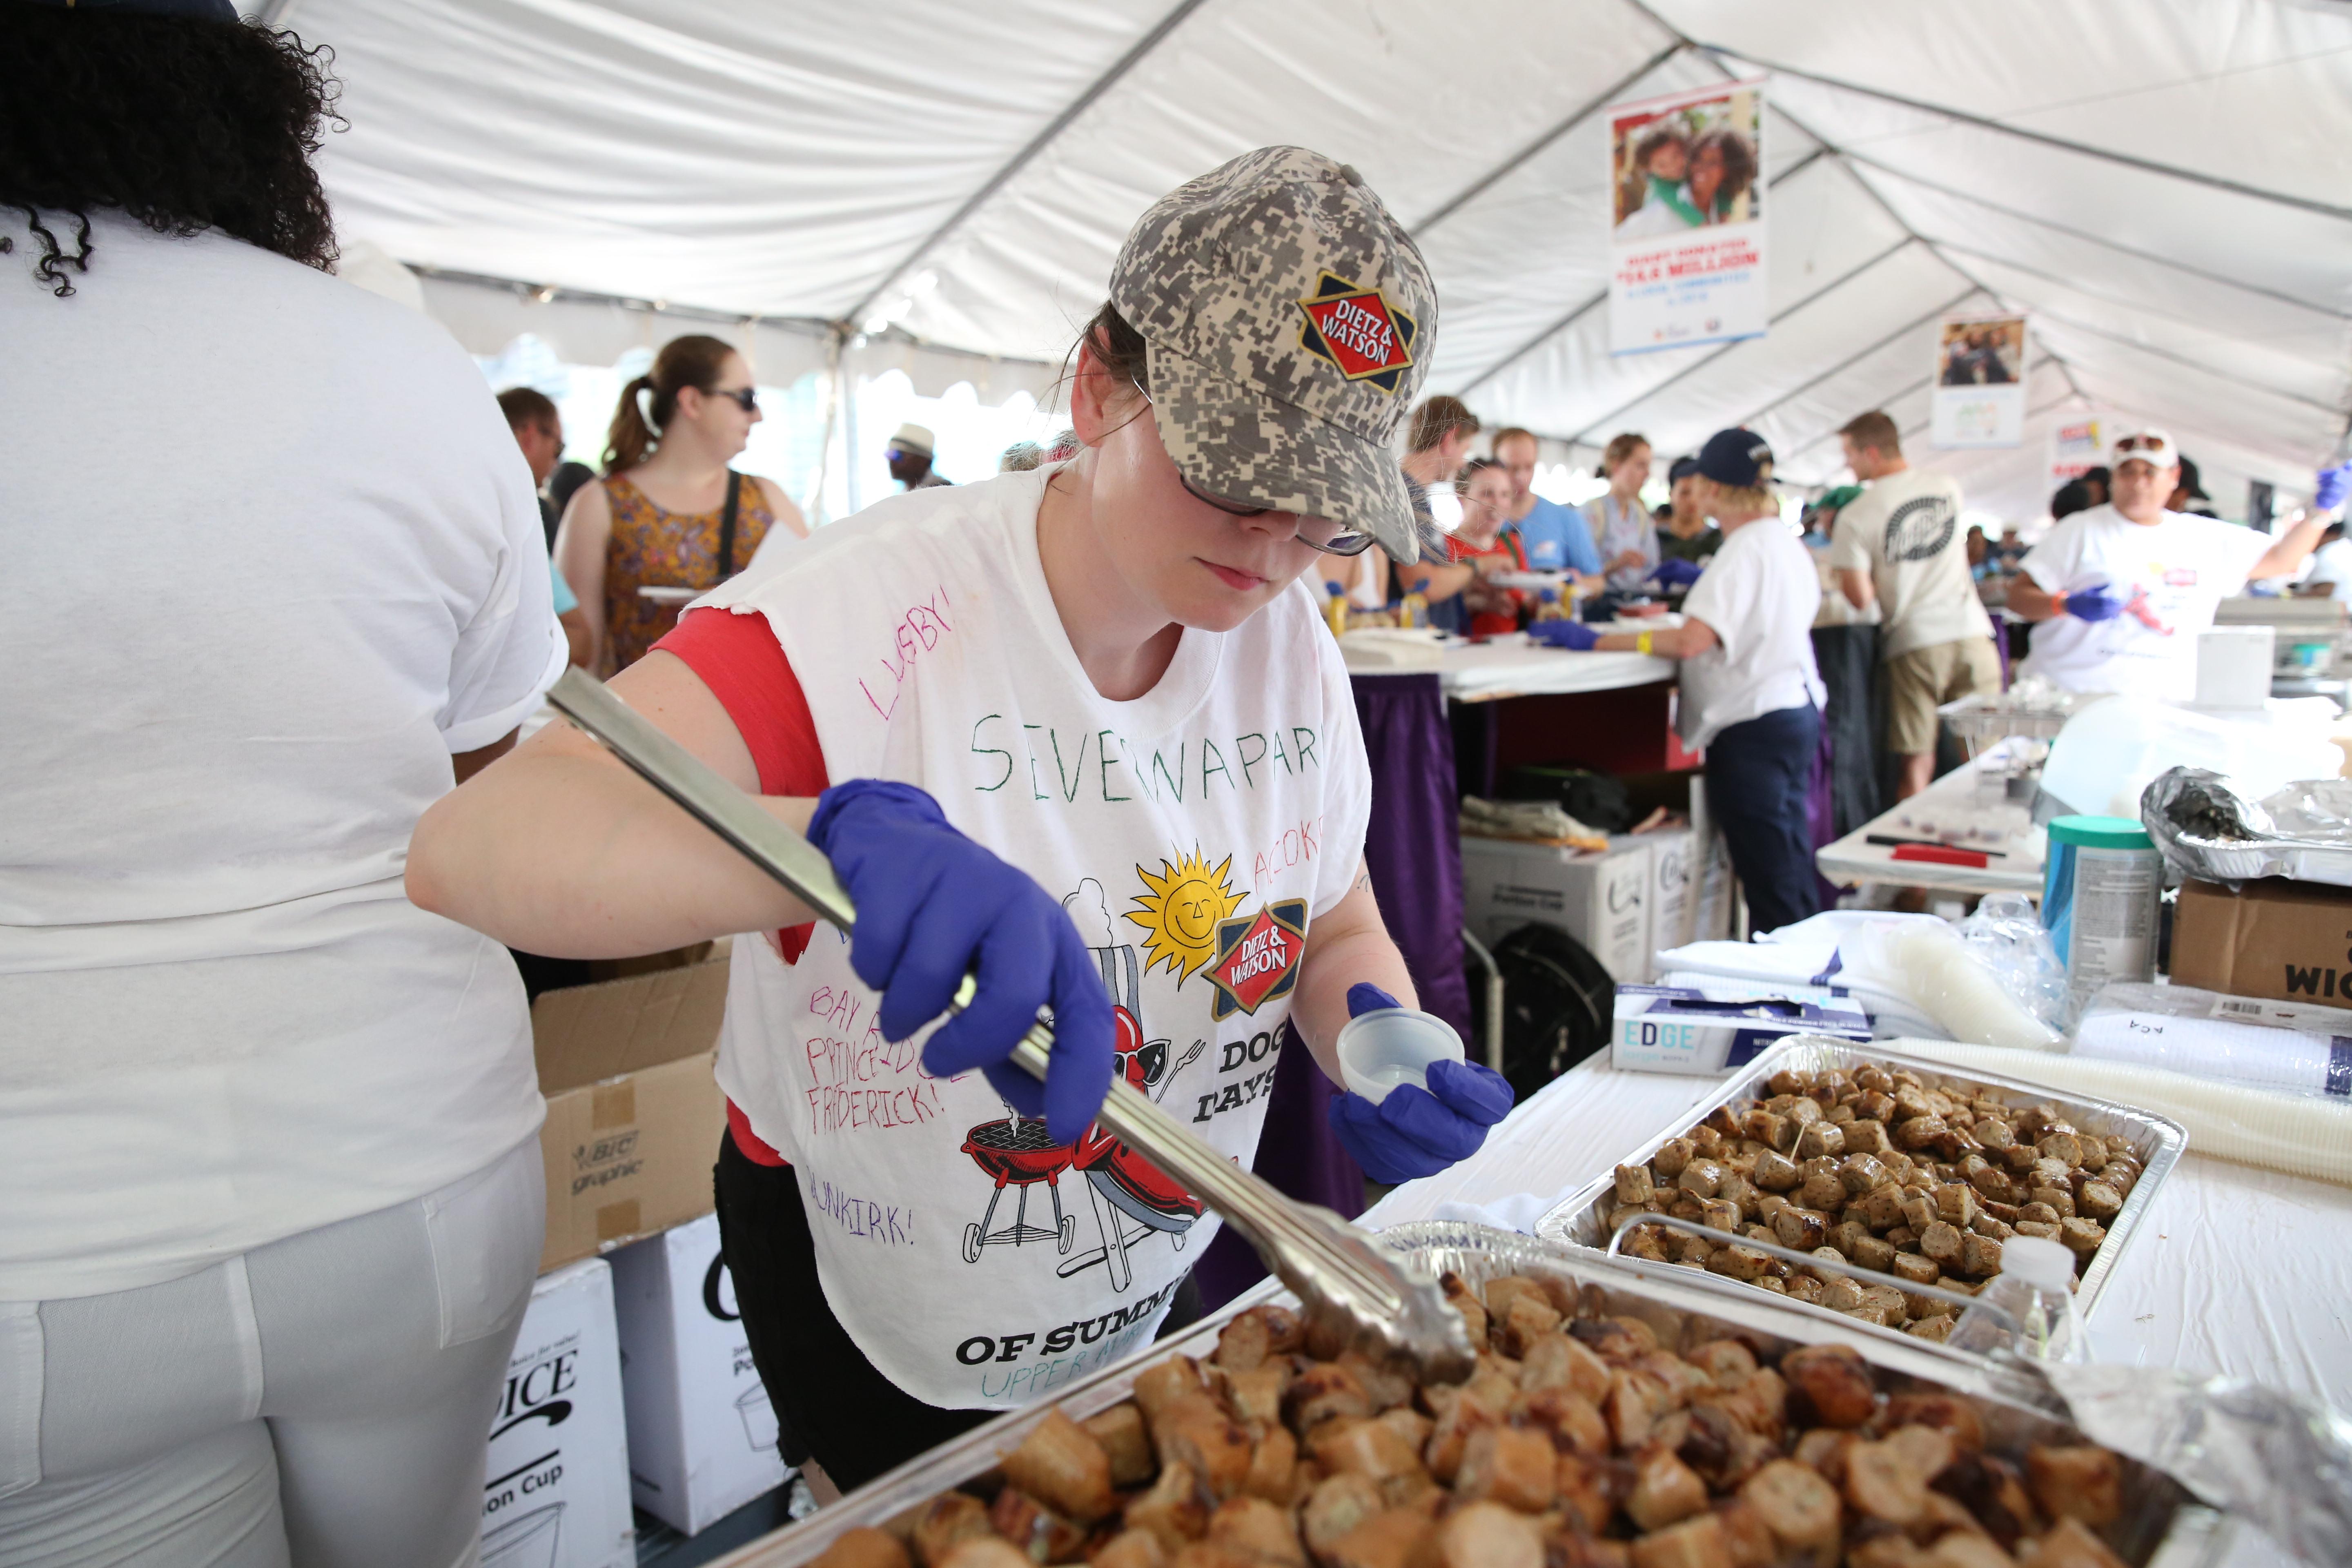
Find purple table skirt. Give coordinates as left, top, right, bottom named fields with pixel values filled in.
left=1192, top=673, right=1468, bottom=1311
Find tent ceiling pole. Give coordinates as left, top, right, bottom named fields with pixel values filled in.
left=1458, top=147, right=1830, bottom=397
left=1680, top=43, right=2352, bottom=225
left=1728, top=284, right=1984, bottom=431
left=1557, top=229, right=1917, bottom=444
left=840, top=0, right=1212, bottom=326
left=1831, top=159, right=2352, bottom=323
left=1411, top=40, right=1689, bottom=236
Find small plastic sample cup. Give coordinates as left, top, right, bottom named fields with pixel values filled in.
left=1336, top=1007, right=1466, bottom=1105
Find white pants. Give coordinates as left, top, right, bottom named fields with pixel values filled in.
left=0, top=1138, right=544, bottom=1568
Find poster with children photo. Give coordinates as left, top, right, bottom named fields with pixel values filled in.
left=1606, top=77, right=1769, bottom=354
left=1612, top=85, right=1763, bottom=238
left=1930, top=310, right=2030, bottom=449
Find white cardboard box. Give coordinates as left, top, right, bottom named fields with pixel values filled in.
left=1643, top=828, right=1693, bottom=978
left=1461, top=835, right=1655, bottom=983
left=1686, top=778, right=1735, bottom=945
left=483, top=1259, right=635, bottom=1568
left=610, top=1214, right=791, bottom=1535
left=1611, top=983, right=1871, bottom=1075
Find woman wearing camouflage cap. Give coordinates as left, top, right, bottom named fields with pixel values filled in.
left=412, top=147, right=1514, bottom=1488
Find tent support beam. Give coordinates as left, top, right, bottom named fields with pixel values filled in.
left=1664, top=37, right=2352, bottom=225
left=1728, top=285, right=1985, bottom=431
left=1833, top=160, right=2352, bottom=324
left=1922, top=236, right=2352, bottom=341
left=2022, top=307, right=2348, bottom=416
left=841, top=0, right=1213, bottom=326
left=1458, top=148, right=1830, bottom=396
left=1412, top=40, right=1689, bottom=236
left=1555, top=230, right=1919, bottom=444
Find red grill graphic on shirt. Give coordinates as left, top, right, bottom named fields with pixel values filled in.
left=1205, top=900, right=1308, bottom=1020
left=1298, top=273, right=1417, bottom=392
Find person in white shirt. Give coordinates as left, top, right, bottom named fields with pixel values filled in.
left=2009, top=430, right=2329, bottom=699
left=1826, top=410, right=2000, bottom=798
left=2, top=6, right=564, bottom=1562
left=1532, top=429, right=1825, bottom=933
left=409, top=147, right=1515, bottom=1490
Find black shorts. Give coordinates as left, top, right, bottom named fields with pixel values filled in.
left=711, top=1134, right=1202, bottom=1493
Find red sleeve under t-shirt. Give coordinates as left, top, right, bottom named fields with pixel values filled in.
left=650, top=606, right=831, bottom=1167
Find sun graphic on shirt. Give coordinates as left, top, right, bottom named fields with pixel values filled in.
left=1126, top=849, right=1245, bottom=982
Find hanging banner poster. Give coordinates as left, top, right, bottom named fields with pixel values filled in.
left=1929, top=311, right=2029, bottom=448
left=1608, top=77, right=1768, bottom=355
left=2050, top=414, right=2106, bottom=485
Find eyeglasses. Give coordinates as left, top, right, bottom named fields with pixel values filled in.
left=2114, top=434, right=2168, bottom=455
left=1131, top=379, right=1376, bottom=557
left=708, top=386, right=758, bottom=413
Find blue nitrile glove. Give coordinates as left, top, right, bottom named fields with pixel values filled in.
left=806, top=780, right=1114, bottom=1143
left=1328, top=983, right=1516, bottom=1185
left=1648, top=558, right=1704, bottom=590
left=2317, top=463, right=2351, bottom=512
left=2057, top=581, right=2127, bottom=622
left=1527, top=619, right=1601, bottom=651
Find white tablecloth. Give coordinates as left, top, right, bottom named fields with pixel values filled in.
left=1362, top=1052, right=2352, bottom=1418
left=1345, top=642, right=1673, bottom=702
left=1815, top=755, right=2045, bottom=898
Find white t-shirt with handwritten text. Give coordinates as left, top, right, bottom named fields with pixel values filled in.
left=2019, top=504, right=2272, bottom=699
left=696, top=467, right=1370, bottom=1409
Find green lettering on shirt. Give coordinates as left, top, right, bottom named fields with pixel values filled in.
left=1150, top=743, right=1186, bottom=804
left=970, top=715, right=1013, bottom=793
left=1050, top=728, right=1091, bottom=804
left=1200, top=739, right=1233, bottom=793
left=1021, top=724, right=1050, bottom=801
left=1097, top=730, right=1132, bottom=802
left=1235, top=733, right=1267, bottom=788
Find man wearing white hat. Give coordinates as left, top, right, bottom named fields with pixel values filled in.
left=887, top=421, right=952, bottom=489
left=2008, top=428, right=2333, bottom=699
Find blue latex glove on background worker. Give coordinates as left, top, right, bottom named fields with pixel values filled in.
left=808, top=780, right=1114, bottom=1143
left=1528, top=619, right=1601, bottom=651
left=2053, top=582, right=2127, bottom=622
left=1648, top=558, right=1704, bottom=591
left=1328, top=984, right=1515, bottom=1184
left=2317, top=462, right=2350, bottom=513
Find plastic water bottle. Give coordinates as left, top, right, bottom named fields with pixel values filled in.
left=1531, top=588, right=1568, bottom=623
left=1950, top=1236, right=2089, bottom=1363
left=1323, top=581, right=1350, bottom=637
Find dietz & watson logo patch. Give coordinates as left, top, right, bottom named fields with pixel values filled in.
left=1205, top=900, right=1308, bottom=1020
left=1298, top=272, right=1417, bottom=393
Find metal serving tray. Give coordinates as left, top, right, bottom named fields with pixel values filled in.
left=1532, top=1036, right=2187, bottom=1352
left=715, top=1224, right=2223, bottom=1568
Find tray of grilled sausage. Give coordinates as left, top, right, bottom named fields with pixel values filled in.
left=1532, top=1037, right=2185, bottom=1351
left=724, top=1222, right=2225, bottom=1568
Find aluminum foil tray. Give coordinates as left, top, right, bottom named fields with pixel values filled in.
left=716, top=1225, right=2222, bottom=1567
left=2143, top=766, right=2352, bottom=888
left=1532, top=1035, right=2185, bottom=1354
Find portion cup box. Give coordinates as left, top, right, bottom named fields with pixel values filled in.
left=1534, top=1036, right=2185, bottom=1354
left=1460, top=834, right=1653, bottom=983
left=1610, top=983, right=1870, bottom=1075
left=2168, top=875, right=2352, bottom=1007
left=483, top=1258, right=635, bottom=1568
left=610, top=1212, right=793, bottom=1535
left=531, top=939, right=732, bottom=1273
left=722, top=1225, right=2218, bottom=1567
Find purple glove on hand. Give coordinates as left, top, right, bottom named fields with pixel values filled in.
left=1648, top=558, right=1704, bottom=591
left=2317, top=463, right=2351, bottom=513
left=1327, top=984, right=1515, bottom=1185
left=1528, top=619, right=1601, bottom=651
left=2058, top=582, right=2127, bottom=622
left=807, top=779, right=1114, bottom=1143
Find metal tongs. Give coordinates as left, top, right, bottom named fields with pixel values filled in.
left=546, top=669, right=1475, bottom=1383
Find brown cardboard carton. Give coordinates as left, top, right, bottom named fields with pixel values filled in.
left=2170, top=878, right=2352, bottom=1004
left=532, top=940, right=731, bottom=1273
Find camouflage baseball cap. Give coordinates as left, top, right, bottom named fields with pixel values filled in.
left=1109, top=147, right=1437, bottom=565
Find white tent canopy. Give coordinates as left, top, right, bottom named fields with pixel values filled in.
left=276, top=0, right=2352, bottom=523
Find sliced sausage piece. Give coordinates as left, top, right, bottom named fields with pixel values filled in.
left=1298, top=1472, right=1385, bottom=1556
left=987, top=1488, right=1085, bottom=1564
left=1428, top=1503, right=1539, bottom=1568
left=1781, top=1343, right=1878, bottom=1428
left=2027, top=1444, right=2122, bottom=1527
left=1843, top=1438, right=1928, bottom=1525
left=1740, top=1457, right=1842, bottom=1552
left=1001, top=1407, right=1114, bottom=1522
left=1454, top=1424, right=1557, bottom=1513
left=1207, top=1496, right=1306, bottom=1567
left=1628, top=1512, right=1733, bottom=1568
left=1124, top=1461, right=1208, bottom=1554
left=2024, top=1517, right=2132, bottom=1568
left=1321, top=1506, right=1437, bottom=1568
left=934, top=1541, right=1029, bottom=1568
left=911, top=1493, right=994, bottom=1568
left=1626, top=1444, right=1711, bottom=1531
left=809, top=1527, right=911, bottom=1568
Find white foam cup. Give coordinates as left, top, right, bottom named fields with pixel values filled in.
left=1336, top=1007, right=1466, bottom=1105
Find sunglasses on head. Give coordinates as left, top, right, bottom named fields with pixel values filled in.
left=1129, top=379, right=1375, bottom=557
left=2114, top=435, right=2167, bottom=455
left=707, top=386, right=757, bottom=413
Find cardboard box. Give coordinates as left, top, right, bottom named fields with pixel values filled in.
left=1461, top=836, right=1654, bottom=983
left=483, top=1259, right=634, bottom=1568
left=611, top=1214, right=792, bottom=1534
left=1612, top=983, right=1871, bottom=1075
left=1643, top=828, right=1693, bottom=977
left=2170, top=877, right=2352, bottom=1005
left=1686, top=777, right=1734, bottom=945
left=533, top=940, right=732, bottom=1273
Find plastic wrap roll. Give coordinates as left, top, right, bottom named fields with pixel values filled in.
left=1845, top=921, right=2065, bottom=1052
left=1886, top=1037, right=2352, bottom=1187
left=2077, top=982, right=2352, bottom=1098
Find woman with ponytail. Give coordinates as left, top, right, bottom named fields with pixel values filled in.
left=555, top=333, right=807, bottom=672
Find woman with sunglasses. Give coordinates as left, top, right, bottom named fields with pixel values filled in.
left=410, top=147, right=1513, bottom=1492
left=555, top=333, right=808, bottom=673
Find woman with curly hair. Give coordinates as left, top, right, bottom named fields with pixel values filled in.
left=2, top=2, right=564, bottom=1561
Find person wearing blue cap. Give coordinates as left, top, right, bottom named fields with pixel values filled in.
left=1532, top=429, right=1826, bottom=933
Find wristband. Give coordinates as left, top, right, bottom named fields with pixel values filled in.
left=1636, top=630, right=1654, bottom=656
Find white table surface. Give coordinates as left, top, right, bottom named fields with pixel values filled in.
left=1362, top=1051, right=2352, bottom=1420
left=1345, top=640, right=1674, bottom=701
left=1816, top=755, right=2045, bottom=898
